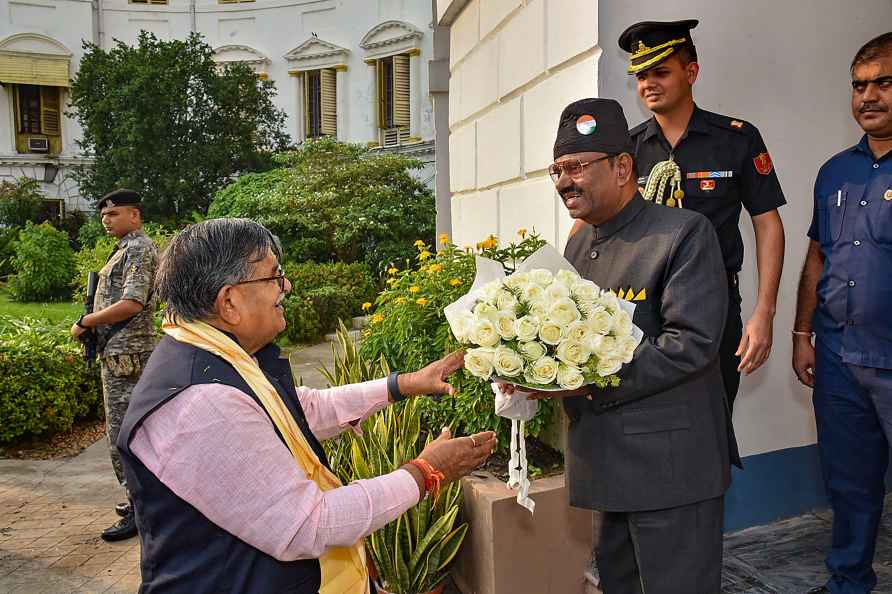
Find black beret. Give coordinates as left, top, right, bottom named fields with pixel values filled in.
left=553, top=98, right=634, bottom=161
left=618, top=19, right=698, bottom=74
left=97, top=189, right=141, bottom=210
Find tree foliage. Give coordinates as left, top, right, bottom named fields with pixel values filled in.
left=209, top=137, right=436, bottom=274
left=69, top=32, right=291, bottom=221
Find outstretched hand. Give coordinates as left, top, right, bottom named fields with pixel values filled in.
left=397, top=351, right=465, bottom=399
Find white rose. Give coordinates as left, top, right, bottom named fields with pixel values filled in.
left=557, top=364, right=585, bottom=390
left=522, top=283, right=545, bottom=303
left=525, top=355, right=559, bottom=385
left=549, top=297, right=582, bottom=326
left=538, top=319, right=564, bottom=345
left=528, top=300, right=548, bottom=318
left=555, top=269, right=579, bottom=288
left=596, top=291, right=620, bottom=313
left=592, top=335, right=619, bottom=360
left=613, top=308, right=633, bottom=337
left=619, top=335, right=638, bottom=363
left=464, top=348, right=495, bottom=379
left=566, top=320, right=593, bottom=344
left=519, top=340, right=547, bottom=361
left=545, top=282, right=570, bottom=301
left=496, top=289, right=518, bottom=311
left=494, top=311, right=517, bottom=339
left=556, top=339, right=591, bottom=366
left=493, top=346, right=525, bottom=377
left=471, top=318, right=500, bottom=347
left=571, top=280, right=600, bottom=303
left=515, top=315, right=541, bottom=342
left=577, top=300, right=597, bottom=318
left=479, top=280, right=502, bottom=303
left=452, top=311, right=476, bottom=342
left=530, top=269, right=554, bottom=286
left=597, top=356, right=623, bottom=377
left=587, top=307, right=613, bottom=335
left=473, top=301, right=498, bottom=321
left=504, top=271, right=530, bottom=290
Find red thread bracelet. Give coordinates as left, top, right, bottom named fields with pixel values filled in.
left=408, top=458, right=445, bottom=500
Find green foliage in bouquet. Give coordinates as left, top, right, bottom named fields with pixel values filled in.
left=359, top=231, right=558, bottom=450
left=316, top=324, right=467, bottom=594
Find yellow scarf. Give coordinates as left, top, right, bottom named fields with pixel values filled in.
left=163, top=318, right=369, bottom=594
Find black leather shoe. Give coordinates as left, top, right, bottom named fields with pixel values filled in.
left=114, top=501, right=131, bottom=517
left=101, top=512, right=137, bottom=541
left=805, top=586, right=830, bottom=594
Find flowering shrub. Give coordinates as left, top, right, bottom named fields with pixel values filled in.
left=360, top=230, right=558, bottom=448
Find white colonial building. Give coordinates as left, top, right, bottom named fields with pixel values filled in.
left=0, top=0, right=438, bottom=214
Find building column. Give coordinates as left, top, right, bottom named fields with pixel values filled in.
left=408, top=49, right=422, bottom=141
left=365, top=60, right=378, bottom=145
left=291, top=71, right=305, bottom=142
left=335, top=65, right=348, bottom=142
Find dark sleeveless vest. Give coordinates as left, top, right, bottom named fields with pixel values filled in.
left=117, top=335, right=329, bottom=594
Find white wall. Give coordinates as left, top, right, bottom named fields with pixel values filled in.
left=444, top=0, right=600, bottom=250
left=599, top=0, right=892, bottom=458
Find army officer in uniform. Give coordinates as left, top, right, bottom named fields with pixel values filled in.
left=505, top=98, right=735, bottom=594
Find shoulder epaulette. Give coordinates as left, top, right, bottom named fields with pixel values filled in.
left=703, top=110, right=750, bottom=134
left=629, top=120, right=649, bottom=137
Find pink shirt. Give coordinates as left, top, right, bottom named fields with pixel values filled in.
left=129, top=378, right=420, bottom=561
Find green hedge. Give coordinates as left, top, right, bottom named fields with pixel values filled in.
left=8, top=222, right=76, bottom=302
left=0, top=317, right=102, bottom=444
left=279, top=261, right=378, bottom=344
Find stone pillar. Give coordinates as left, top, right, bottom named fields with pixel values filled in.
left=335, top=66, right=348, bottom=141
left=291, top=72, right=305, bottom=141
left=365, top=60, right=378, bottom=145
left=408, top=49, right=422, bottom=140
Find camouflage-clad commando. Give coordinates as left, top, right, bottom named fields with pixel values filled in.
left=71, top=188, right=158, bottom=542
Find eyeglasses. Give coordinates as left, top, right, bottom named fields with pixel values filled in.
left=548, top=155, right=612, bottom=182
left=235, top=272, right=287, bottom=293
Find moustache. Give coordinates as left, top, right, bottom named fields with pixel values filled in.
left=859, top=103, right=888, bottom=114
left=560, top=186, right=584, bottom=200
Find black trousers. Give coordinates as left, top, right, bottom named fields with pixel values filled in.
left=720, top=274, right=744, bottom=412
left=597, top=496, right=725, bottom=594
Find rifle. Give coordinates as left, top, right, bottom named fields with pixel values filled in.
left=80, top=272, right=99, bottom=365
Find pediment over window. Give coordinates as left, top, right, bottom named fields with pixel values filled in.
left=284, top=37, right=349, bottom=72
left=213, top=45, right=271, bottom=67
left=0, top=33, right=71, bottom=58
left=0, top=34, right=72, bottom=87
left=359, top=20, right=422, bottom=60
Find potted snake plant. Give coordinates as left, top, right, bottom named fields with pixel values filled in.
left=317, top=323, right=469, bottom=594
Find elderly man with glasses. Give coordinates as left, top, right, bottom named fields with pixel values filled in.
left=530, top=98, right=737, bottom=593
left=116, top=218, right=495, bottom=594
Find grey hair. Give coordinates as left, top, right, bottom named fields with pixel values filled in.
left=155, top=218, right=282, bottom=322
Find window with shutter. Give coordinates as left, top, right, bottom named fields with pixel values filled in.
left=40, top=86, right=61, bottom=136
left=392, top=54, right=409, bottom=130
left=16, top=85, right=41, bottom=134
left=320, top=68, right=337, bottom=137
left=304, top=70, right=322, bottom=139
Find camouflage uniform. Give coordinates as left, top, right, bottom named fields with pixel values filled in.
left=95, top=229, right=158, bottom=490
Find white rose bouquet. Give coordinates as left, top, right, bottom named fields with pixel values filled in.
left=452, top=266, right=639, bottom=391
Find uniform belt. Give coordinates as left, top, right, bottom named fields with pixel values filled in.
left=727, top=272, right=739, bottom=289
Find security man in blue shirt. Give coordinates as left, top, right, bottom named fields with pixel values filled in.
left=793, top=32, right=892, bottom=594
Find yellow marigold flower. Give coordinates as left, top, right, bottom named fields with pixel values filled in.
left=388, top=267, right=399, bottom=275
left=449, top=278, right=463, bottom=287
left=396, top=297, right=406, bottom=304
left=481, top=235, right=498, bottom=249
left=428, top=263, right=443, bottom=273
left=371, top=313, right=384, bottom=324
left=416, top=297, right=428, bottom=306
left=419, top=250, right=432, bottom=260
left=414, top=239, right=425, bottom=248
left=409, top=286, right=420, bottom=294
left=387, top=278, right=397, bottom=285
left=361, top=302, right=372, bottom=311
left=419, top=266, right=428, bottom=273
left=439, top=233, right=450, bottom=245
left=517, top=228, right=528, bottom=238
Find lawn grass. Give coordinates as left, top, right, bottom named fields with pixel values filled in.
left=0, top=288, right=81, bottom=328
